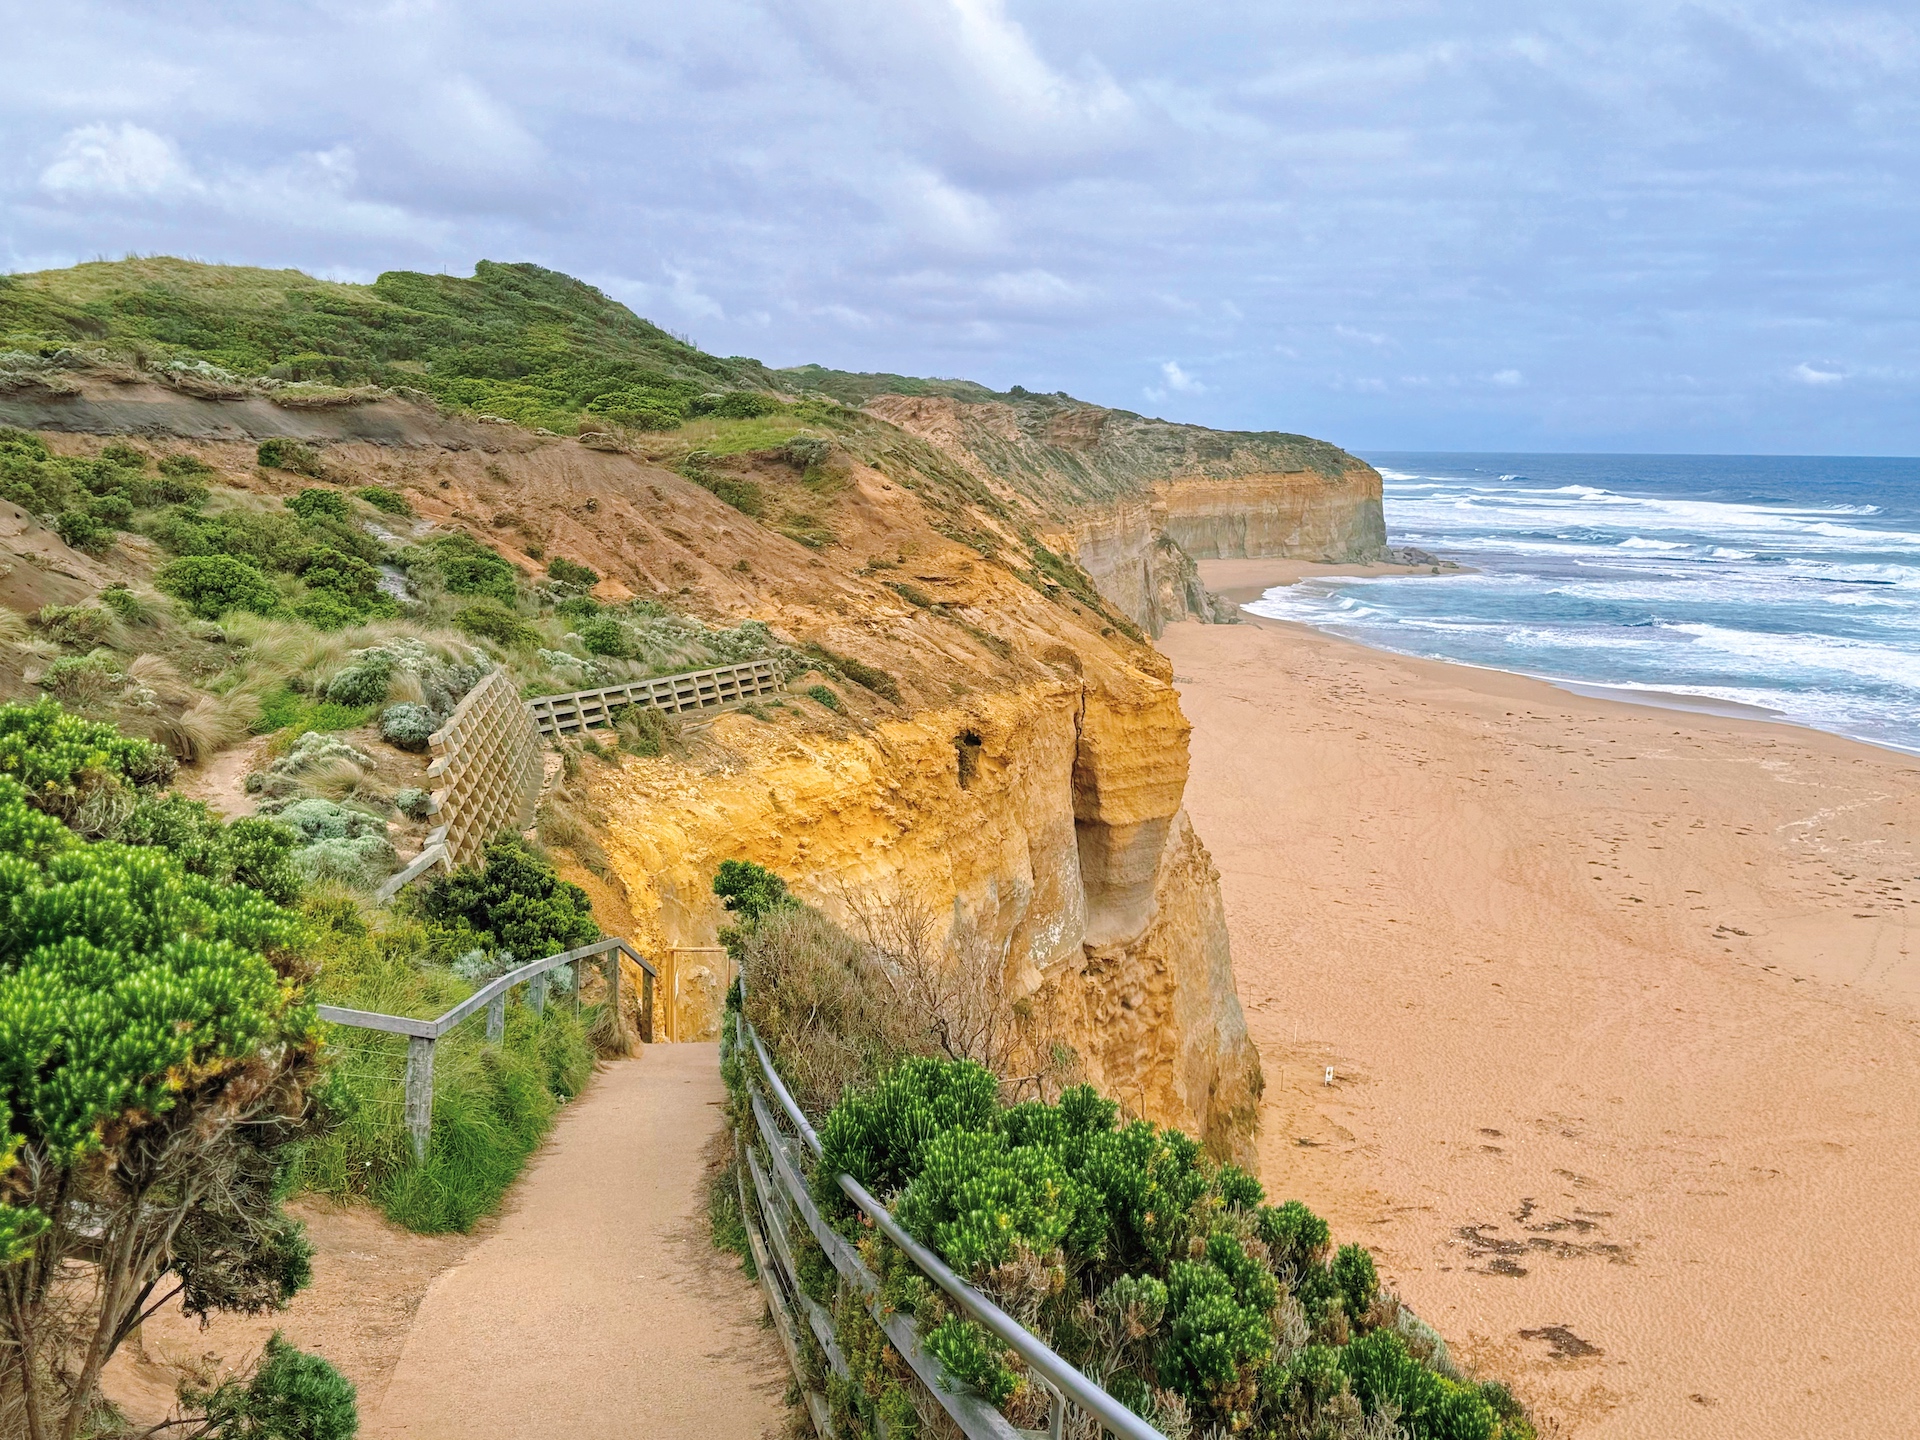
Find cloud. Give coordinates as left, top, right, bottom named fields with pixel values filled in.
left=1145, top=359, right=1206, bottom=401
left=5, top=1, right=1920, bottom=451
left=41, top=123, right=198, bottom=199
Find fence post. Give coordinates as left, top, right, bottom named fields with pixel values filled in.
left=640, top=961, right=654, bottom=1044
left=604, top=948, right=622, bottom=1039
left=486, top=992, right=506, bottom=1042
left=404, top=1035, right=436, bottom=1161
left=531, top=972, right=547, bottom=1016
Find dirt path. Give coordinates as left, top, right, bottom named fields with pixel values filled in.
left=363, top=1043, right=786, bottom=1440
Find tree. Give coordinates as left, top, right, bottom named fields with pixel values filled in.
left=0, top=777, right=322, bottom=1440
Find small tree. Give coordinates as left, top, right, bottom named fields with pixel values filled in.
left=155, top=555, right=282, bottom=619
left=0, top=777, right=322, bottom=1440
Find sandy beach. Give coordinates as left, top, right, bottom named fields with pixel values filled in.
left=1165, top=563, right=1920, bottom=1438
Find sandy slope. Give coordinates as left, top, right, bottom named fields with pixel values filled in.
left=1162, top=588, right=1920, bottom=1438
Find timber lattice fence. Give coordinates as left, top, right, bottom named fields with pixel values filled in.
left=528, top=659, right=783, bottom=737
left=735, top=991, right=1165, bottom=1440
left=318, top=937, right=657, bottom=1159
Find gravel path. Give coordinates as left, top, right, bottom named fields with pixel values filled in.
left=364, top=1044, right=787, bottom=1440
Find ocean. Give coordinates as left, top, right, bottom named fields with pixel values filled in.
left=1242, top=453, right=1920, bottom=754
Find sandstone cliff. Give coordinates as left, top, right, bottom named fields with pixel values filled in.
left=828, top=386, right=1385, bottom=635
left=1, top=335, right=1380, bottom=1160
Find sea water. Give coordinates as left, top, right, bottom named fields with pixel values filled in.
left=1242, top=453, right=1920, bottom=754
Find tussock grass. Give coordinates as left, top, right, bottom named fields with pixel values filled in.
left=290, top=891, right=599, bottom=1233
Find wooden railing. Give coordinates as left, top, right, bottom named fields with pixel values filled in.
left=527, top=660, right=783, bottom=737
left=734, top=998, right=1165, bottom=1440
left=318, top=938, right=657, bottom=1160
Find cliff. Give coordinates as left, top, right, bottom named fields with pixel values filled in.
left=0, top=257, right=1386, bottom=1158
left=824, top=385, right=1385, bottom=635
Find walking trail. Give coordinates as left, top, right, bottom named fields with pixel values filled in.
left=364, top=1042, right=787, bottom=1440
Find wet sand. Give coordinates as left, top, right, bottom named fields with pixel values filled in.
left=1163, top=571, right=1920, bottom=1438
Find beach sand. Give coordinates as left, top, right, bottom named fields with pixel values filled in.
left=1163, top=564, right=1920, bottom=1438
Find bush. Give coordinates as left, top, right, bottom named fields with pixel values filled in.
left=355, top=484, right=412, bottom=515
left=1332, top=1242, right=1380, bottom=1321
left=456, top=600, right=539, bottom=649
left=380, top=702, right=438, bottom=752
left=114, top=791, right=302, bottom=906
left=714, top=858, right=798, bottom=925
left=896, top=1127, right=1089, bottom=1273
left=394, top=786, right=432, bottom=820
left=1339, top=1330, right=1494, bottom=1440
left=34, top=602, right=111, bottom=648
left=53, top=506, right=113, bottom=554
left=710, top=390, right=783, bottom=419
left=424, top=534, right=519, bottom=603
left=325, top=653, right=394, bottom=707
left=156, top=554, right=282, bottom=619
left=0, top=774, right=317, bottom=1437
left=160, top=451, right=215, bottom=479
left=546, top=556, right=598, bottom=588
left=285, top=487, right=350, bottom=523
left=184, top=1332, right=358, bottom=1440
left=806, top=683, right=842, bottom=712
left=575, top=615, right=634, bottom=657
left=417, top=836, right=599, bottom=962
left=258, top=438, right=325, bottom=476
left=923, top=1316, right=1018, bottom=1407
left=0, top=696, right=175, bottom=822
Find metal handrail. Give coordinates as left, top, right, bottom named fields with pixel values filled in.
left=735, top=997, right=1166, bottom=1440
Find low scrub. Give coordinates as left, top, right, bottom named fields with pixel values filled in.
left=719, top=866, right=1536, bottom=1440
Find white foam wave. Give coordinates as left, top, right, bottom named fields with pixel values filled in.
left=1667, top=623, right=1920, bottom=689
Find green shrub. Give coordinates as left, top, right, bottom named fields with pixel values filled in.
left=1339, top=1329, right=1494, bottom=1440
left=251, top=687, right=377, bottom=738
left=285, top=487, right=350, bottom=522
left=417, top=835, right=599, bottom=962
left=85, top=490, right=134, bottom=527
left=156, top=554, right=282, bottom=618
left=34, top=602, right=112, bottom=648
left=54, top=507, right=113, bottom=554
left=1260, top=1197, right=1333, bottom=1273
left=805, top=645, right=903, bottom=704
left=806, top=683, right=842, bottom=712
left=95, top=584, right=148, bottom=622
left=355, top=484, right=412, bottom=515
left=159, top=451, right=215, bottom=479
left=896, top=1127, right=1089, bottom=1273
left=575, top=614, right=634, bottom=657
left=0, top=696, right=175, bottom=819
left=325, top=653, right=394, bottom=707
left=713, top=858, right=798, bottom=925
left=424, top=533, right=519, bottom=603
left=184, top=1332, right=358, bottom=1440
left=693, top=473, right=766, bottom=517
left=587, top=386, right=688, bottom=430
left=1161, top=1231, right=1278, bottom=1422
left=709, top=390, right=783, bottom=419
left=394, top=786, right=432, bottom=820
left=380, top=702, right=437, bottom=752
left=923, top=1316, right=1018, bottom=1406
left=546, top=555, right=598, bottom=588
left=1332, top=1242, right=1380, bottom=1321
left=0, top=426, right=73, bottom=515
left=0, top=774, right=317, bottom=1433
left=816, top=1057, right=1000, bottom=1203
left=258, top=438, right=325, bottom=476
left=456, top=600, right=539, bottom=649
left=114, top=791, right=302, bottom=906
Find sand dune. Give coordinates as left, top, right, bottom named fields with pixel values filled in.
left=1165, top=575, right=1920, bottom=1438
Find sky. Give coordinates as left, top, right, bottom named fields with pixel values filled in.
left=4, top=1, right=1918, bottom=455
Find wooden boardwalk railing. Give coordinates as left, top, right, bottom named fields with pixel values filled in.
left=318, top=938, right=657, bottom=1159
left=735, top=995, right=1165, bottom=1440
left=527, top=660, right=783, bottom=737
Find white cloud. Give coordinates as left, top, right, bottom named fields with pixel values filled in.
left=1793, top=362, right=1845, bottom=385
left=1162, top=360, right=1204, bottom=393
left=1490, top=369, right=1524, bottom=387
left=41, top=122, right=199, bottom=199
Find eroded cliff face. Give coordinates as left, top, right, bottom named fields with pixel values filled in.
left=859, top=391, right=1384, bottom=635
left=2, top=373, right=1285, bottom=1156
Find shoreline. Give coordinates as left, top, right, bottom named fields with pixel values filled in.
left=1161, top=584, right=1920, bottom=1438
left=1203, top=558, right=1919, bottom=760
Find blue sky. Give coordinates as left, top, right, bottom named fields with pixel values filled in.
left=4, top=1, right=1917, bottom=454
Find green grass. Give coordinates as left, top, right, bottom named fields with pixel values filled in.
left=290, top=897, right=597, bottom=1233
left=252, top=685, right=377, bottom=739
left=0, top=257, right=785, bottom=436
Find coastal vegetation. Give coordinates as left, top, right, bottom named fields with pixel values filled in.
left=715, top=864, right=1534, bottom=1440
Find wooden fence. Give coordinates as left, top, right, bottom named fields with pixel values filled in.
left=318, top=937, right=656, bottom=1159
left=527, top=660, right=784, bottom=737
left=429, top=667, right=547, bottom=868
